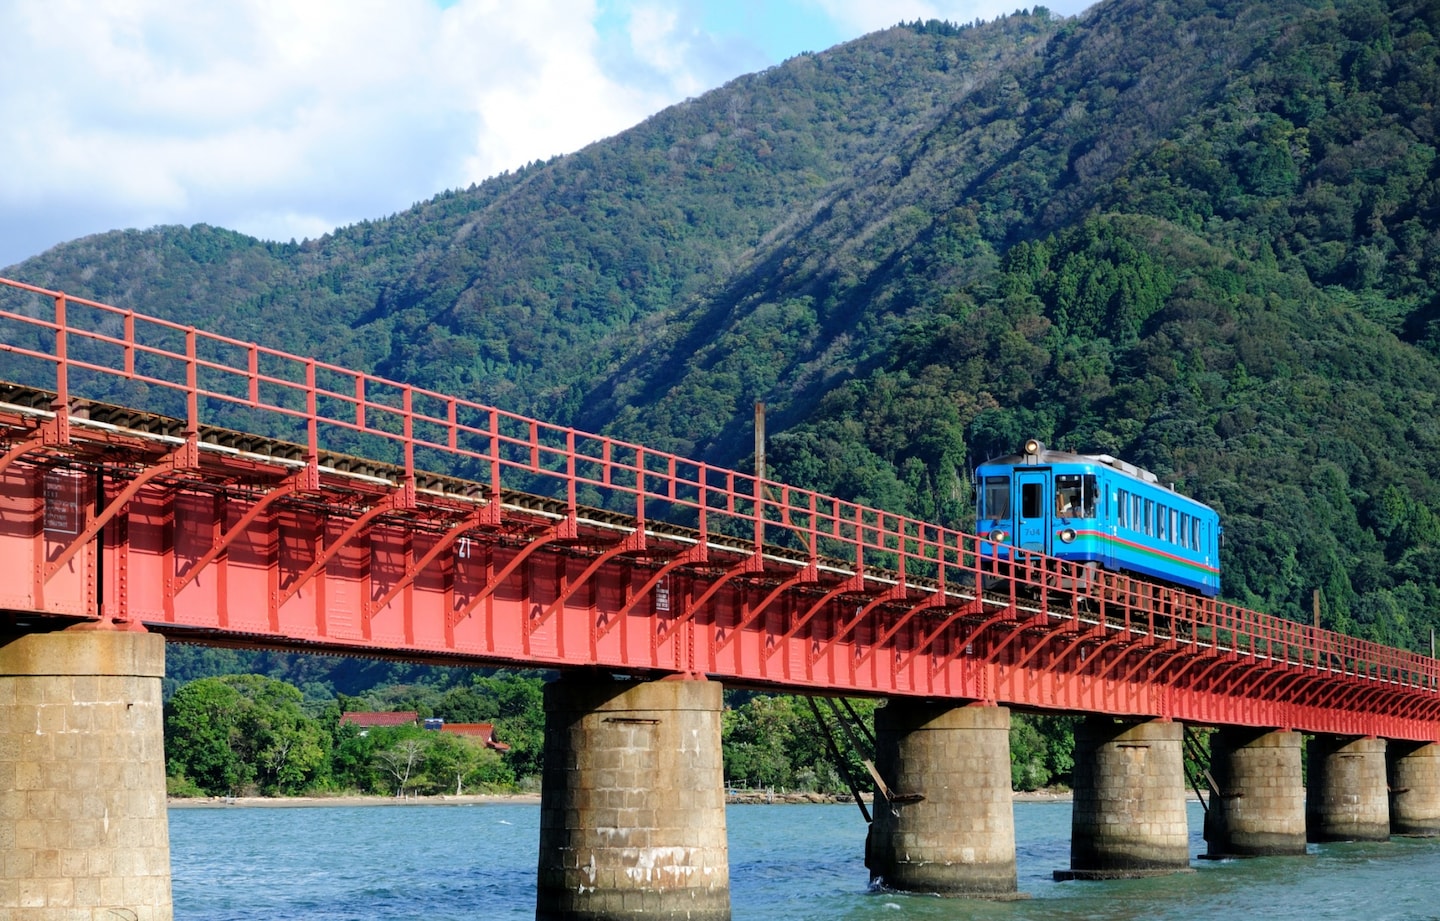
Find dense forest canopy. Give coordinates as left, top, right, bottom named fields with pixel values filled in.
left=10, top=0, right=1440, bottom=790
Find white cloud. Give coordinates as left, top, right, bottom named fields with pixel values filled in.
left=0, top=0, right=681, bottom=266
left=0, top=0, right=1093, bottom=270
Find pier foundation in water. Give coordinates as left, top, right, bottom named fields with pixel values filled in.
left=0, top=626, right=173, bottom=920
left=1057, top=716, right=1191, bottom=879
left=1387, top=740, right=1440, bottom=837
left=1203, top=727, right=1307, bottom=858
left=535, top=674, right=729, bottom=921
left=867, top=701, right=1019, bottom=898
left=1307, top=734, right=1389, bottom=842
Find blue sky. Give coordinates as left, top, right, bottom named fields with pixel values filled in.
left=0, top=0, right=1090, bottom=271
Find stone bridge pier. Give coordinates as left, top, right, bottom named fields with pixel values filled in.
left=1203, top=727, right=1307, bottom=858
left=535, top=674, right=730, bottom=921
left=1387, top=740, right=1440, bottom=837
left=0, top=626, right=173, bottom=920
left=866, top=701, right=1019, bottom=899
left=1056, top=717, right=1191, bottom=880
left=1306, top=734, right=1389, bottom=842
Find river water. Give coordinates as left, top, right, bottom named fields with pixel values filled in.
left=169, top=800, right=1440, bottom=920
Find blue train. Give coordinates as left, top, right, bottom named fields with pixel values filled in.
left=974, top=439, right=1221, bottom=597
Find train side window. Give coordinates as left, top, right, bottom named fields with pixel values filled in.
left=1144, top=499, right=1154, bottom=536
left=1192, top=517, right=1201, bottom=550
left=1022, top=482, right=1044, bottom=518
left=982, top=477, right=1011, bottom=519
left=1055, top=474, right=1098, bottom=519
left=1171, top=510, right=1179, bottom=545
left=1055, top=475, right=1080, bottom=518
left=1180, top=513, right=1190, bottom=549
left=1157, top=505, right=1167, bottom=542
left=1117, top=489, right=1128, bottom=527
left=1133, top=495, right=1143, bottom=530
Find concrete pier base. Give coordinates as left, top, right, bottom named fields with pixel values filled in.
left=1203, top=728, right=1307, bottom=858
left=1306, top=735, right=1389, bottom=842
left=1056, top=717, right=1191, bottom=880
left=1388, top=741, right=1440, bottom=837
left=535, top=675, right=729, bottom=921
left=0, top=627, right=172, bottom=920
left=867, top=702, right=1019, bottom=899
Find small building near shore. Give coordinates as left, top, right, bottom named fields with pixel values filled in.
left=340, top=711, right=419, bottom=735
left=435, top=721, right=511, bottom=751
left=339, top=712, right=509, bottom=751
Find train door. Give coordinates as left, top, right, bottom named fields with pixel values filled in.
left=1015, top=469, right=1050, bottom=555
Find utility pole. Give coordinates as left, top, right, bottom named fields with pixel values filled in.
left=754, top=401, right=766, bottom=483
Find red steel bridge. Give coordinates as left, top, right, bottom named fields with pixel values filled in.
left=0, top=276, right=1436, bottom=741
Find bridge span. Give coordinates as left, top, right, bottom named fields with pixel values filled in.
left=0, top=275, right=1438, bottom=918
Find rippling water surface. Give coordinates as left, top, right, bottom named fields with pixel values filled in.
left=169, top=801, right=1440, bottom=920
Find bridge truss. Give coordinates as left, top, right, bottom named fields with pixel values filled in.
left=0, top=276, right=1435, bottom=740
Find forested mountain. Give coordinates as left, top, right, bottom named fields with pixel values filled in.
left=9, top=0, right=1440, bottom=658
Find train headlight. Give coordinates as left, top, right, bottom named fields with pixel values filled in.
left=1024, top=439, right=1041, bottom=455
left=989, top=529, right=1010, bottom=543
left=1058, top=528, right=1076, bottom=543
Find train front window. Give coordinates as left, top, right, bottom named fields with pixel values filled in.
left=1055, top=474, right=1097, bottom=519
left=1022, top=483, right=1044, bottom=518
left=981, top=476, right=1011, bottom=520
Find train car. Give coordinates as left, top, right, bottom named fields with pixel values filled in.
left=974, top=439, right=1221, bottom=597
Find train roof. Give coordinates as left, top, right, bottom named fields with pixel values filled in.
left=977, top=446, right=1164, bottom=488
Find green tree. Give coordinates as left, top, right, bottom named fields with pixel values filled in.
left=329, top=718, right=379, bottom=792
left=420, top=733, right=514, bottom=794
left=165, top=674, right=330, bottom=796
left=371, top=726, right=430, bottom=797
left=723, top=695, right=801, bottom=790
left=164, top=678, right=253, bottom=795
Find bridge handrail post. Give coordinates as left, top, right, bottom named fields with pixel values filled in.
left=185, top=328, right=199, bottom=433
left=248, top=344, right=260, bottom=405
left=53, top=292, right=68, bottom=415
left=807, top=490, right=818, bottom=563
left=488, top=408, right=502, bottom=502
left=853, top=502, right=865, bottom=575
left=123, top=311, right=135, bottom=377
left=634, top=446, right=646, bottom=531
left=566, top=429, right=577, bottom=515
left=894, top=514, right=910, bottom=590
left=402, top=386, right=415, bottom=484
left=695, top=463, right=707, bottom=547
left=305, top=358, right=318, bottom=461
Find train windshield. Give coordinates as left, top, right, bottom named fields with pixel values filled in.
left=981, top=476, right=1011, bottom=519
left=1055, top=474, right=1098, bottom=519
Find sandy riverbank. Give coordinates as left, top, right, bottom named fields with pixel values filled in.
left=168, top=789, right=1074, bottom=809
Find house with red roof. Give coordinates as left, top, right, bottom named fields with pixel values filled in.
left=339, top=711, right=418, bottom=732
left=437, top=722, right=511, bottom=751
left=338, top=712, right=509, bottom=751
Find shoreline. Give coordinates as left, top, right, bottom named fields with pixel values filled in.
left=167, top=789, right=1074, bottom=809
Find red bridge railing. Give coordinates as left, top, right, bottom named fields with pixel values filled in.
left=0, top=275, right=1436, bottom=693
